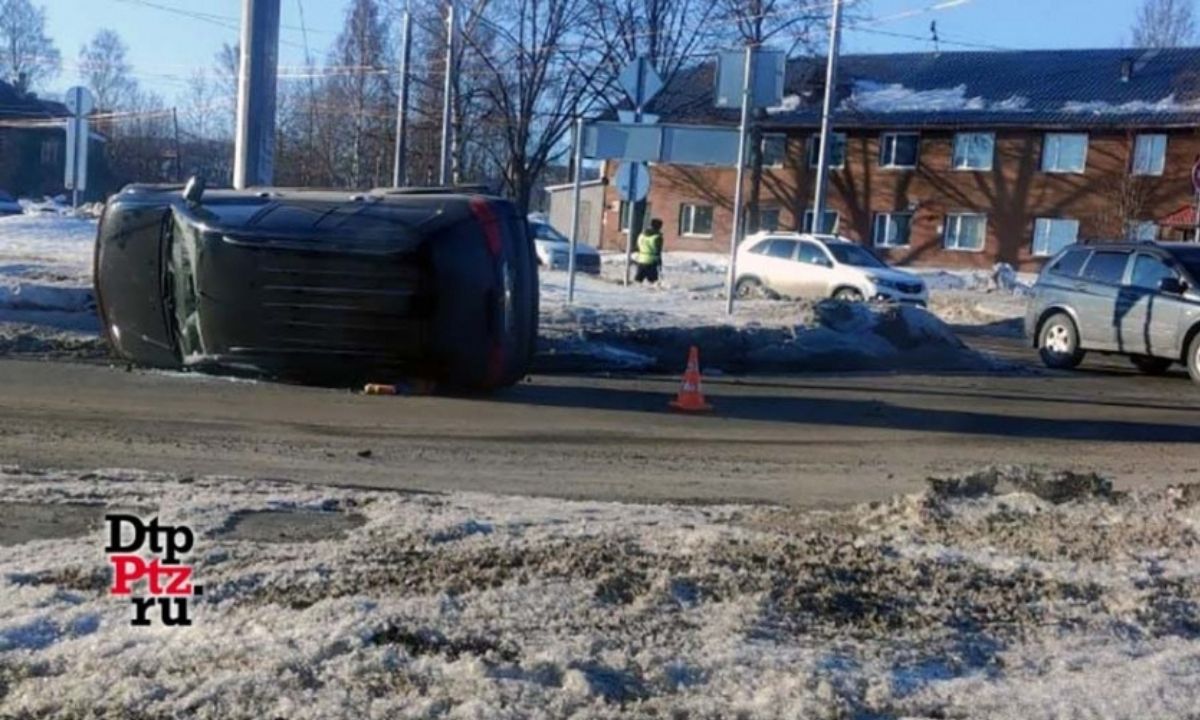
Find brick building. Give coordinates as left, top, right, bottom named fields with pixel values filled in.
left=597, top=48, right=1200, bottom=271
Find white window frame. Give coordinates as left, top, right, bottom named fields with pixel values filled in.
left=943, top=213, right=987, bottom=252
left=1042, top=133, right=1089, bottom=174
left=618, top=201, right=651, bottom=235
left=808, top=132, right=846, bottom=169
left=879, top=132, right=920, bottom=169
left=762, top=134, right=787, bottom=168
left=802, top=209, right=840, bottom=234
left=873, top=212, right=913, bottom=247
left=1132, top=134, right=1167, bottom=177
left=757, top=206, right=782, bottom=232
left=1127, top=220, right=1158, bottom=241
left=1032, top=218, right=1080, bottom=257
left=679, top=203, right=714, bottom=238
left=952, top=132, right=995, bottom=171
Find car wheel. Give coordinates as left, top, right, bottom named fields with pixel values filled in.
left=735, top=277, right=773, bottom=299
left=1187, top=333, right=1200, bottom=384
left=833, top=287, right=864, bottom=302
left=1130, top=355, right=1173, bottom=375
left=1038, top=313, right=1085, bottom=370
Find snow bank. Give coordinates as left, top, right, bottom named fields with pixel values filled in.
left=1, top=466, right=1198, bottom=719
left=539, top=270, right=1000, bottom=374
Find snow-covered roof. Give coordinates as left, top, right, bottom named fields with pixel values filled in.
left=647, top=47, right=1200, bottom=130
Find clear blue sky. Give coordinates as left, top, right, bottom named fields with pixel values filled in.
left=37, top=0, right=1150, bottom=103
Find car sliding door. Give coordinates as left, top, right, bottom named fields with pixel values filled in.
left=1076, top=250, right=1131, bottom=351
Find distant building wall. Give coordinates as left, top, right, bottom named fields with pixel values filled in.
left=598, top=128, right=1200, bottom=271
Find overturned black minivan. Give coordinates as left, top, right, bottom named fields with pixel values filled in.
left=94, top=182, right=538, bottom=390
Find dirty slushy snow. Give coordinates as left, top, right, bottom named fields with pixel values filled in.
left=1, top=466, right=1198, bottom=719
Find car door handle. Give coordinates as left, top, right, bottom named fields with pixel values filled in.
left=1072, top=282, right=1087, bottom=291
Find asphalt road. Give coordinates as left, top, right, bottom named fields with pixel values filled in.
left=1, top=332, right=1198, bottom=507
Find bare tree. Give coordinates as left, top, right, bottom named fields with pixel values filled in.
left=0, top=0, right=60, bottom=93
left=1132, top=0, right=1196, bottom=48
left=78, top=29, right=136, bottom=112
left=325, top=0, right=395, bottom=188
left=466, top=0, right=607, bottom=213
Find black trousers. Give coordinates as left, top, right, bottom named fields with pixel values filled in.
left=635, top=262, right=660, bottom=283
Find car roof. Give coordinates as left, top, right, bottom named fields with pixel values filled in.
left=743, top=232, right=850, bottom=245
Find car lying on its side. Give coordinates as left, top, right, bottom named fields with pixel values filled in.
left=734, top=232, right=928, bottom=305
left=1026, top=241, right=1200, bottom=382
left=0, top=190, right=22, bottom=216
left=94, top=182, right=538, bottom=391
left=527, top=214, right=600, bottom=274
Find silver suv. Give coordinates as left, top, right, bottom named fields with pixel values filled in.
left=1025, top=242, right=1200, bottom=382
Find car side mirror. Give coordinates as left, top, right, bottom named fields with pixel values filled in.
left=1159, top=277, right=1187, bottom=295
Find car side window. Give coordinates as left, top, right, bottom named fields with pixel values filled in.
left=765, top=239, right=798, bottom=259
left=1048, top=249, right=1089, bottom=277
left=1130, top=254, right=1177, bottom=289
left=1081, top=251, right=1130, bottom=285
left=748, top=241, right=771, bottom=255
left=797, top=242, right=830, bottom=266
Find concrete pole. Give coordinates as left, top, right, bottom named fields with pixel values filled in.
left=439, top=0, right=456, bottom=186
left=724, top=45, right=755, bottom=315
left=810, top=0, right=843, bottom=234
left=233, top=0, right=281, bottom=189
left=392, top=4, right=413, bottom=188
left=567, top=117, right=585, bottom=304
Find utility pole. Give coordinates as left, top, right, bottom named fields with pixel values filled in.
left=810, top=0, right=843, bottom=235
left=233, top=0, right=281, bottom=189
left=392, top=2, right=413, bottom=187
left=439, top=0, right=456, bottom=186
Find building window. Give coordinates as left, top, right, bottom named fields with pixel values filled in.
left=678, top=203, right=714, bottom=237
left=1032, top=218, right=1080, bottom=257
left=879, top=133, right=919, bottom=169
left=943, top=213, right=987, bottom=251
left=1128, top=220, right=1158, bottom=241
left=762, top=134, right=787, bottom=168
left=618, top=201, right=652, bottom=234
left=756, top=207, right=781, bottom=232
left=1042, top=133, right=1088, bottom=173
left=801, top=209, right=839, bottom=234
left=873, top=212, right=913, bottom=247
left=1132, top=134, right=1167, bottom=176
left=952, top=132, right=994, bottom=171
left=807, top=133, right=846, bottom=168
left=40, top=139, right=61, bottom=165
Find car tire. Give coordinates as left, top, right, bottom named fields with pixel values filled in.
left=735, top=277, right=773, bottom=299
left=1130, top=355, right=1173, bottom=375
left=833, top=287, right=864, bottom=302
left=1187, top=333, right=1200, bottom=385
left=1037, top=313, right=1085, bottom=370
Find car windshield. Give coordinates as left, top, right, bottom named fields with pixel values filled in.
left=530, top=222, right=567, bottom=243
left=826, top=243, right=885, bottom=268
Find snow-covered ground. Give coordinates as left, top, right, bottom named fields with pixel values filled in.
left=1, top=466, right=1198, bottom=718
left=0, top=210, right=102, bottom=358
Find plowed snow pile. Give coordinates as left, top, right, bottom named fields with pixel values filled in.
left=2, top=467, right=1198, bottom=719
left=0, top=213, right=101, bottom=358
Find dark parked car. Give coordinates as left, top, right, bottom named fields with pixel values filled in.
left=94, top=183, right=538, bottom=390
left=0, top=190, right=22, bottom=216
left=1025, top=241, right=1200, bottom=382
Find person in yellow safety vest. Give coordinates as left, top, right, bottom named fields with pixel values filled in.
left=634, top=218, right=664, bottom=284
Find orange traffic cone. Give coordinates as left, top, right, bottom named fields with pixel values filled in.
left=670, top=346, right=712, bottom=412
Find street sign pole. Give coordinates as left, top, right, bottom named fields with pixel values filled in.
left=567, top=117, right=584, bottom=303
left=1191, top=156, right=1200, bottom=242
left=725, top=46, right=755, bottom=315
left=624, top=58, right=647, bottom=286
left=64, top=86, right=93, bottom=209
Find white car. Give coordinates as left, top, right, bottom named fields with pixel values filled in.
left=734, top=232, right=928, bottom=305
left=528, top=215, right=600, bottom=274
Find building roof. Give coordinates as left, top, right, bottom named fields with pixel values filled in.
left=647, top=47, right=1200, bottom=130
left=0, top=80, right=69, bottom=121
